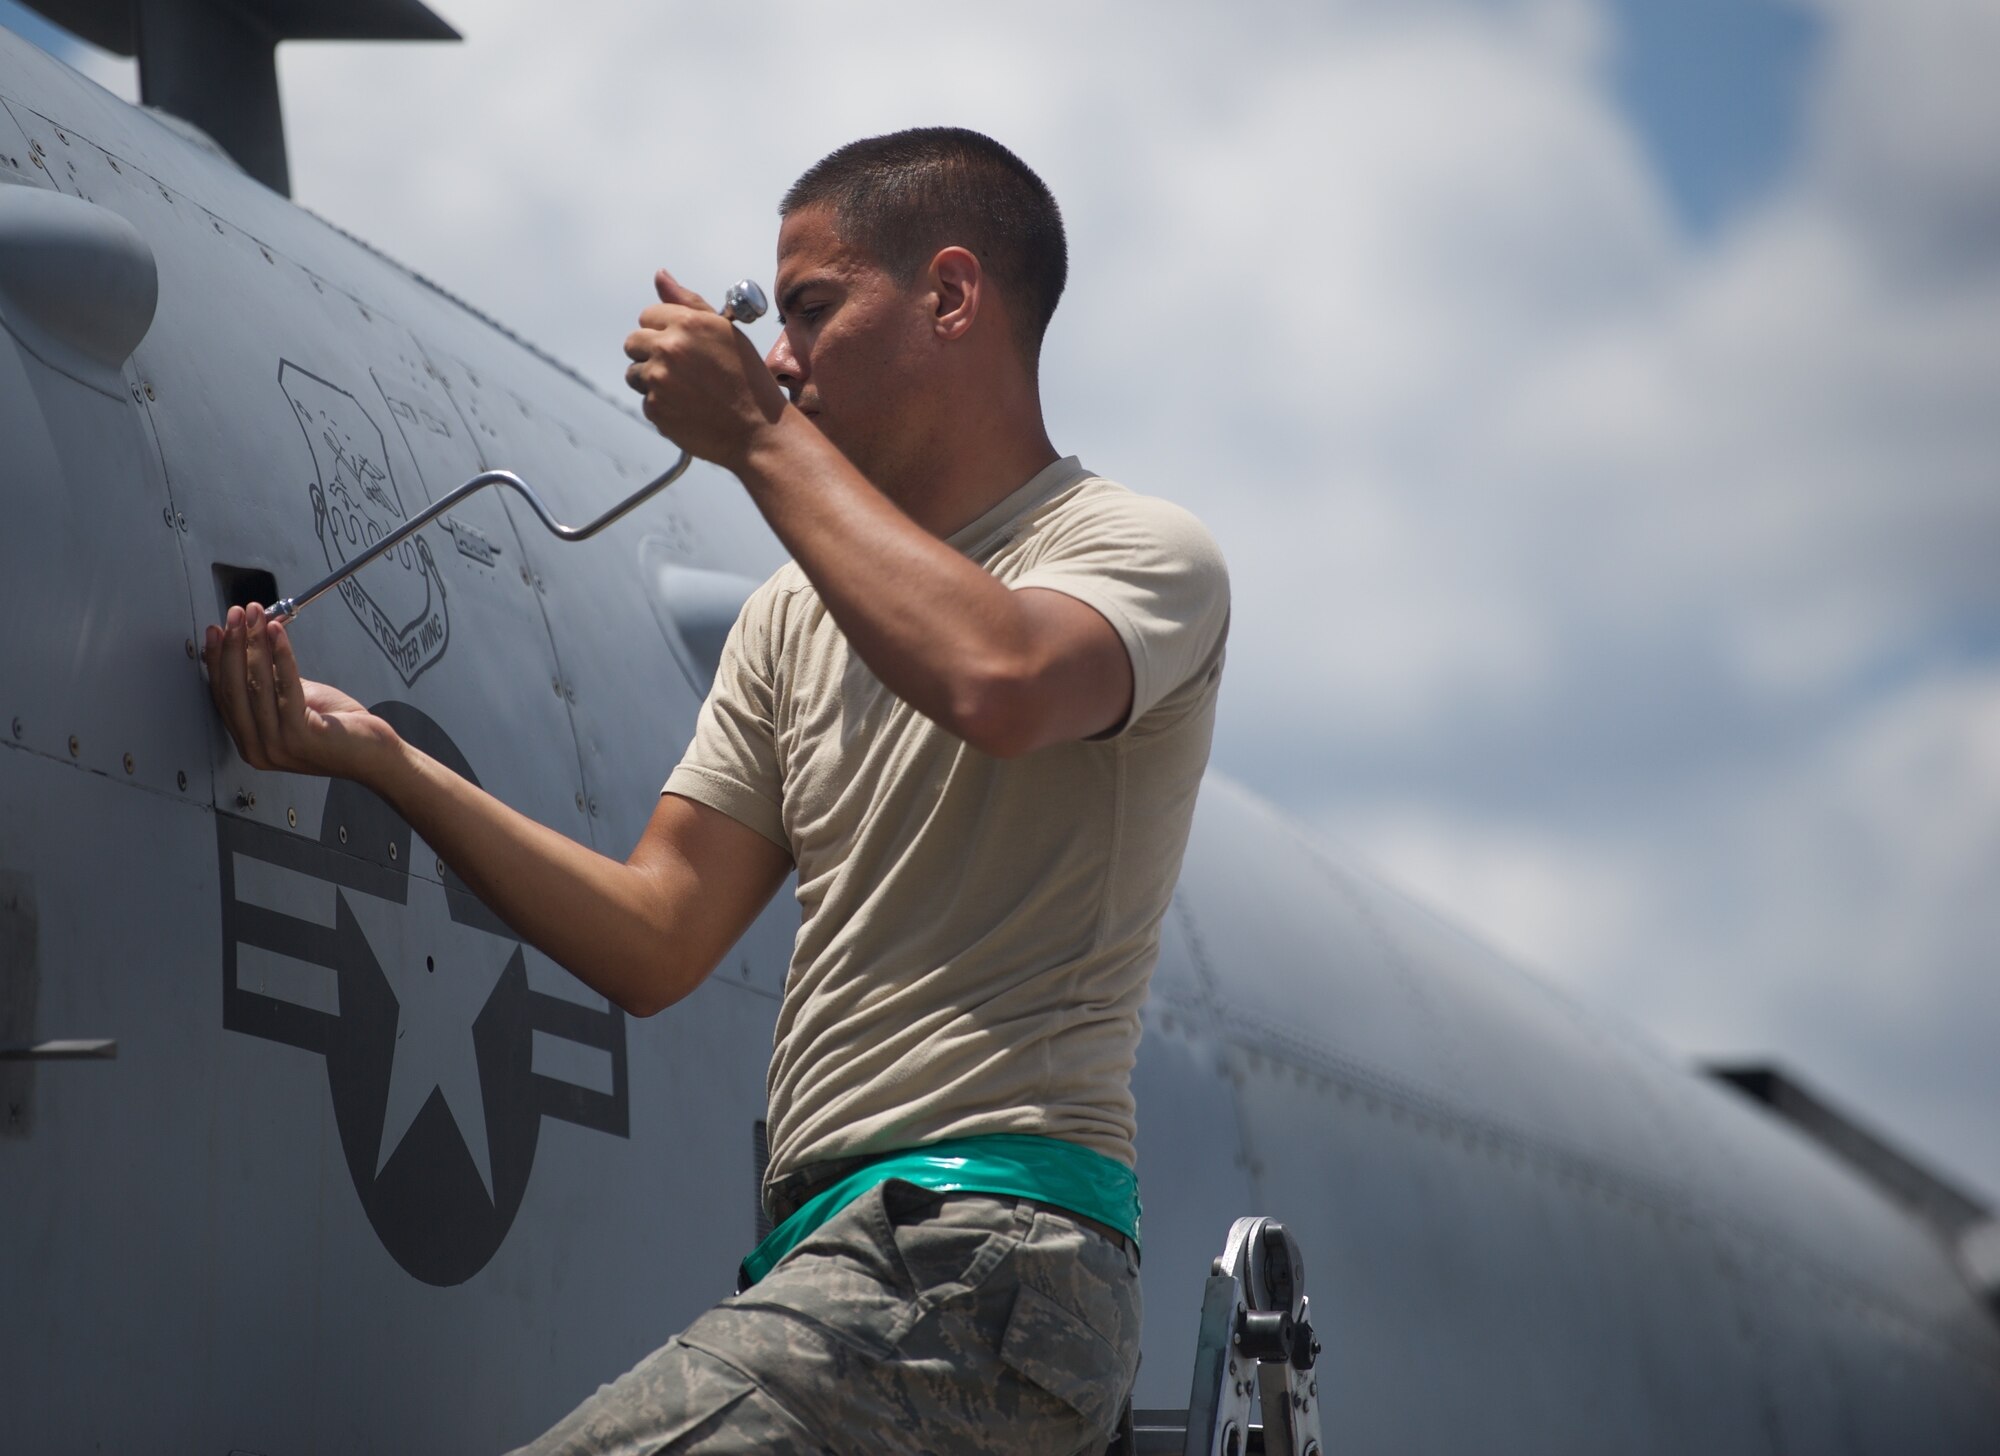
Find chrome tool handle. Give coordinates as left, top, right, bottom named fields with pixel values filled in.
left=269, top=278, right=769, bottom=623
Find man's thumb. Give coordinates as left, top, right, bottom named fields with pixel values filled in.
left=655, top=267, right=712, bottom=312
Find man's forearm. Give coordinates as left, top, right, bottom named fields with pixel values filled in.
left=365, top=740, right=699, bottom=1015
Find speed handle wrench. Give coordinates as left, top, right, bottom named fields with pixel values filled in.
left=269, top=278, right=769, bottom=623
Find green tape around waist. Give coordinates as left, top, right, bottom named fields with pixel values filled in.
left=739, top=1133, right=1141, bottom=1289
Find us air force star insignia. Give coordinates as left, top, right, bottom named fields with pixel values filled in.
left=343, top=836, right=514, bottom=1202
left=218, top=702, right=629, bottom=1286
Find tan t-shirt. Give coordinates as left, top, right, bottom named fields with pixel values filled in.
left=664, top=456, right=1230, bottom=1190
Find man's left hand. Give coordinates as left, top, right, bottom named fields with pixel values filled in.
left=623, top=269, right=787, bottom=471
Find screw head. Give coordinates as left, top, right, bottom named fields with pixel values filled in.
left=122, top=753, right=134, bottom=775
left=287, top=807, right=297, bottom=828
left=176, top=513, right=187, bottom=532
left=68, top=735, right=79, bottom=758
left=338, top=825, right=348, bottom=845
left=185, top=638, right=196, bottom=659
left=143, top=381, right=155, bottom=401
left=435, top=856, right=445, bottom=879
left=388, top=842, right=398, bottom=862
left=575, top=792, right=585, bottom=812
left=587, top=797, right=599, bottom=816
left=177, top=770, right=188, bottom=791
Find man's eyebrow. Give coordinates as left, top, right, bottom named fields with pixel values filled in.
left=778, top=276, right=833, bottom=320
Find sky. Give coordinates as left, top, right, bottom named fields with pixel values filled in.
left=9, top=0, right=1998, bottom=1204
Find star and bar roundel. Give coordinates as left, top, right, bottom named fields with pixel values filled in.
left=218, top=702, right=629, bottom=1286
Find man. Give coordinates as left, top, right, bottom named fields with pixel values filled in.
left=205, top=128, right=1227, bottom=1454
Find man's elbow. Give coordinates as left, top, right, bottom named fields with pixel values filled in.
left=947, top=663, right=1049, bottom=760
left=605, top=954, right=705, bottom=1019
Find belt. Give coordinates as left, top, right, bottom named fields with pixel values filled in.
left=766, top=1157, right=1138, bottom=1259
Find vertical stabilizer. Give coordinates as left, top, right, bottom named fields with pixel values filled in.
left=13, top=0, right=458, bottom=195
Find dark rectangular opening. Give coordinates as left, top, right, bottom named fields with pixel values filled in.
left=211, top=563, right=279, bottom=620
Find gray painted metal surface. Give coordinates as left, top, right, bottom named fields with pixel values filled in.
left=1, top=26, right=1996, bottom=1453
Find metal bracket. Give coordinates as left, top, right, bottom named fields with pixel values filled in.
left=1182, top=1216, right=1325, bottom=1456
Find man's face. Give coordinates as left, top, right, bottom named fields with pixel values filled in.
left=765, top=204, right=935, bottom=488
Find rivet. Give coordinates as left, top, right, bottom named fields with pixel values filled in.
left=176, top=770, right=188, bottom=791
left=260, top=246, right=273, bottom=264
left=143, top=381, right=155, bottom=401
left=176, top=513, right=187, bottom=532
left=68, top=735, right=79, bottom=758
left=520, top=565, right=532, bottom=585
left=286, top=807, right=297, bottom=828
left=10, top=717, right=20, bottom=740
left=234, top=789, right=251, bottom=808
left=54, top=128, right=67, bottom=144
left=435, top=856, right=445, bottom=879
left=388, top=842, right=398, bottom=862
left=575, top=792, right=585, bottom=812
left=211, top=219, right=223, bottom=234
left=338, top=825, right=348, bottom=845
left=553, top=676, right=562, bottom=696
left=122, top=753, right=134, bottom=775
left=587, top=797, right=598, bottom=816
left=107, top=157, right=120, bottom=173
left=162, top=506, right=173, bottom=527
left=185, top=637, right=198, bottom=659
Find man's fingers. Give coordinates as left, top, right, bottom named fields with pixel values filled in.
left=271, top=620, right=308, bottom=739
left=243, top=603, right=286, bottom=766
left=209, top=606, right=265, bottom=768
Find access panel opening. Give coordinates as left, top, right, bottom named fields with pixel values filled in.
left=211, top=563, right=279, bottom=619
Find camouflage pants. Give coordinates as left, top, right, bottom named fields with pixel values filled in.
left=506, top=1180, right=1142, bottom=1456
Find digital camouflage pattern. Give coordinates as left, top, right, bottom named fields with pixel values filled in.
left=509, top=1181, right=1142, bottom=1455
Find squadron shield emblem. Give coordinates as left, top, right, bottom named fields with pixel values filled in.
left=281, top=361, right=451, bottom=685
left=218, top=703, right=629, bottom=1285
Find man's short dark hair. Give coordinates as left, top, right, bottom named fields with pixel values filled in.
left=781, top=127, right=1067, bottom=359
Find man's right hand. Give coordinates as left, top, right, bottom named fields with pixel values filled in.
left=203, top=602, right=401, bottom=782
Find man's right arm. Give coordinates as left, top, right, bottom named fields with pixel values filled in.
left=206, top=603, right=791, bottom=1017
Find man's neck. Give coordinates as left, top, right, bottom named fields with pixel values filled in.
left=882, top=387, right=1060, bottom=540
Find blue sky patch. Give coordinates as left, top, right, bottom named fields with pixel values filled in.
left=1604, top=0, right=1822, bottom=234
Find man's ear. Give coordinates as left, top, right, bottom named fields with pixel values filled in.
left=930, top=246, right=982, bottom=341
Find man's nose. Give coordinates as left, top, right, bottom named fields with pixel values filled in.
left=764, top=331, right=804, bottom=394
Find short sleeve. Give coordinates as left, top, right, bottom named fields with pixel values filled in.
left=662, top=580, right=790, bottom=852
left=1009, top=489, right=1231, bottom=733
